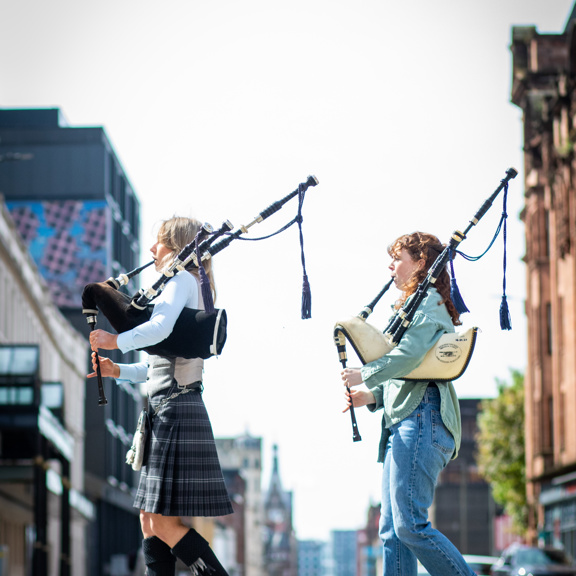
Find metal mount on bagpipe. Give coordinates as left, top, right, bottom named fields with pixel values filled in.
left=335, top=167, right=518, bottom=442
left=83, top=175, right=319, bottom=406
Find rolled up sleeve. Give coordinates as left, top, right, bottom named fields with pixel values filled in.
left=361, top=312, right=445, bottom=390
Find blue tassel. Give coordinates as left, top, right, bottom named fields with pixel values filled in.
left=499, top=295, right=512, bottom=330
left=449, top=250, right=469, bottom=314
left=450, top=277, right=470, bottom=315
left=301, top=274, right=312, bottom=319
left=449, top=180, right=513, bottom=330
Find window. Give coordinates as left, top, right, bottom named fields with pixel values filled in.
left=0, top=345, right=40, bottom=405
left=0, top=386, right=34, bottom=405
left=0, top=345, right=39, bottom=380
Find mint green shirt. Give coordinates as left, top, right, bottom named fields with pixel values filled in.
left=360, top=288, right=462, bottom=462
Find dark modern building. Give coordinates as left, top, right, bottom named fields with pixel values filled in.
left=433, top=398, right=496, bottom=555
left=0, top=108, right=144, bottom=575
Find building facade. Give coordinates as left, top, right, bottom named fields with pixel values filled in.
left=0, top=108, right=144, bottom=575
left=0, top=197, right=93, bottom=575
left=216, top=435, right=265, bottom=576
left=510, top=4, right=576, bottom=553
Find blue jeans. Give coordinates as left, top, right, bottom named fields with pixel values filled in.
left=380, top=385, right=474, bottom=576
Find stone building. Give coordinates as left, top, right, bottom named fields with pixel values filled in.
left=216, top=435, right=265, bottom=576
left=0, top=196, right=92, bottom=575
left=511, top=3, right=576, bottom=553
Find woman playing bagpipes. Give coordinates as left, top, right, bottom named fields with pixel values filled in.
left=342, top=231, right=475, bottom=576
left=88, top=216, right=232, bottom=576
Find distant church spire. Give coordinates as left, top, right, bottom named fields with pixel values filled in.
left=264, top=444, right=297, bottom=576
left=267, top=443, right=284, bottom=500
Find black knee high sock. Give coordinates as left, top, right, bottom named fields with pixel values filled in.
left=171, top=529, right=229, bottom=576
left=142, top=536, right=176, bottom=576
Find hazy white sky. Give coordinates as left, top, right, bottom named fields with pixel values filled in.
left=1, top=0, right=574, bottom=542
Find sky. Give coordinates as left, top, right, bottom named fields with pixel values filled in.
left=1, top=0, right=574, bottom=542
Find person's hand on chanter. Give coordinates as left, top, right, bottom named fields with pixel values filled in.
left=88, top=352, right=120, bottom=379
left=89, top=329, right=119, bottom=351
left=343, top=387, right=375, bottom=413
left=341, top=367, right=364, bottom=387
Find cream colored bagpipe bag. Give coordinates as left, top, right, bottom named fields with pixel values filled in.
left=334, top=315, right=478, bottom=381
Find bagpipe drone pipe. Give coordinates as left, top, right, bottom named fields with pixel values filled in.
left=83, top=175, right=319, bottom=406
left=334, top=167, right=518, bottom=442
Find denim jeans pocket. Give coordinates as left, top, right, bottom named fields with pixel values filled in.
left=431, top=409, right=455, bottom=455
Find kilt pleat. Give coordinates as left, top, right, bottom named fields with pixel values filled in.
left=133, top=385, right=233, bottom=517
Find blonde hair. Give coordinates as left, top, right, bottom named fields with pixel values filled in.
left=157, top=216, right=216, bottom=301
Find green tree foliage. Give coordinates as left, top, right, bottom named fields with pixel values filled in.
left=476, top=369, right=527, bottom=535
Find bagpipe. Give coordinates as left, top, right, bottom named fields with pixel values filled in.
left=335, top=167, right=518, bottom=442
left=83, top=175, right=319, bottom=406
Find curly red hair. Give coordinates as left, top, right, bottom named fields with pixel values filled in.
left=388, top=231, right=461, bottom=326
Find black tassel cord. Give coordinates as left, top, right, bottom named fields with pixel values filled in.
left=450, top=179, right=512, bottom=330
left=195, top=232, right=215, bottom=314
left=499, top=185, right=512, bottom=330
left=297, top=183, right=312, bottom=319
left=235, top=182, right=312, bottom=320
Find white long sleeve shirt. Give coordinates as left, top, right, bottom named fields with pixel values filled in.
left=116, top=271, right=201, bottom=384
left=117, top=271, right=199, bottom=353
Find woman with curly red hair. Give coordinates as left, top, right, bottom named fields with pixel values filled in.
left=342, top=231, right=475, bottom=576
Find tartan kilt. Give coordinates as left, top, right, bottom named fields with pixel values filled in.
left=133, top=384, right=233, bottom=517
